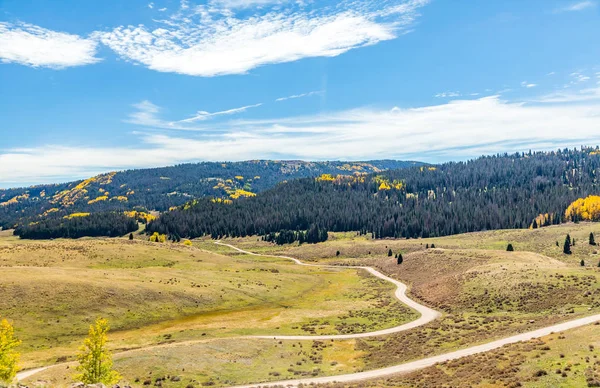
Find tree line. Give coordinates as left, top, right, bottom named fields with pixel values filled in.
left=147, top=148, right=600, bottom=241
left=13, top=212, right=138, bottom=239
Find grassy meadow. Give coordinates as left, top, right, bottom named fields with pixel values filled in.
left=0, top=230, right=411, bottom=386
left=5, top=223, right=600, bottom=387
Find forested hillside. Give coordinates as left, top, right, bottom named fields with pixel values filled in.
left=2, top=160, right=418, bottom=232
left=146, top=148, right=600, bottom=240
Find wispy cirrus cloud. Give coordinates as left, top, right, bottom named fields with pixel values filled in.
left=4, top=95, right=600, bottom=186
left=0, top=22, right=100, bottom=69
left=555, top=1, right=596, bottom=12
left=177, top=103, right=263, bottom=123
left=126, top=100, right=263, bottom=129
left=93, top=0, right=429, bottom=77
left=275, top=90, right=324, bottom=102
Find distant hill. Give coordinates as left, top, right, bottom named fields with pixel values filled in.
left=1, top=160, right=421, bottom=231
left=146, top=148, right=600, bottom=241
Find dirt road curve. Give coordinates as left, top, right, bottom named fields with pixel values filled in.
left=231, top=313, right=600, bottom=387
left=214, top=241, right=442, bottom=340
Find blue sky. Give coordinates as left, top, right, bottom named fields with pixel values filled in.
left=0, top=0, right=599, bottom=187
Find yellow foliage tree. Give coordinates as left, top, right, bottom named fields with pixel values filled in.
left=0, top=317, right=21, bottom=385
left=183, top=239, right=193, bottom=246
left=149, top=232, right=167, bottom=243
left=565, top=195, right=600, bottom=221
left=75, top=318, right=120, bottom=385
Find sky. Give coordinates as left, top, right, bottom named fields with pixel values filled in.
left=0, top=0, right=599, bottom=187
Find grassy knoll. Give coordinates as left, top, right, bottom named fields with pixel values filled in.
left=0, top=233, right=413, bottom=386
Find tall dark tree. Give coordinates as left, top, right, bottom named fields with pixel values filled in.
left=388, top=249, right=393, bottom=257
left=507, top=243, right=514, bottom=252
left=397, top=254, right=403, bottom=265
left=590, top=232, right=596, bottom=246
left=564, top=234, right=572, bottom=255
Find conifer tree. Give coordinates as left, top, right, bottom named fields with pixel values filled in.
left=581, top=259, right=585, bottom=267
left=397, top=254, right=403, bottom=265
left=75, top=318, right=120, bottom=385
left=564, top=234, right=572, bottom=255
left=590, top=232, right=596, bottom=246
left=128, top=233, right=133, bottom=240
left=0, top=317, right=20, bottom=385
left=388, top=249, right=393, bottom=257
left=507, top=243, right=514, bottom=252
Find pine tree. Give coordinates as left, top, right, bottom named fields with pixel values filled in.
left=75, top=318, right=121, bottom=385
left=0, top=317, right=20, bottom=385
left=397, top=254, right=403, bottom=265
left=431, top=243, right=436, bottom=249
left=532, top=219, right=538, bottom=229
left=590, top=232, right=596, bottom=246
left=128, top=233, right=133, bottom=240
left=507, top=243, right=514, bottom=252
left=336, top=250, right=340, bottom=257
left=388, top=249, right=393, bottom=257
left=426, top=244, right=429, bottom=249
left=564, top=234, right=572, bottom=255
left=581, top=259, right=585, bottom=267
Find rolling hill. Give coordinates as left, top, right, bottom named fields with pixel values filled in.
left=0, top=160, right=420, bottom=231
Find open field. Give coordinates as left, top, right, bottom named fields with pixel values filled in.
left=0, top=232, right=413, bottom=386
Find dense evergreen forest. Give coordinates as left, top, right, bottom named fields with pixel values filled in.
left=14, top=212, right=138, bottom=239
left=147, top=148, right=600, bottom=240
left=1, top=160, right=417, bottom=231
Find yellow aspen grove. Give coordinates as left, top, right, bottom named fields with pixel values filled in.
left=75, top=318, right=121, bottom=385
left=0, top=317, right=20, bottom=385
left=565, top=195, right=600, bottom=221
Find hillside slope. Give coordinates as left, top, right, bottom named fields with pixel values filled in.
left=147, top=148, right=600, bottom=240
left=0, top=160, right=419, bottom=230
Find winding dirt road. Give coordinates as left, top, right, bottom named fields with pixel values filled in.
left=215, top=241, right=442, bottom=340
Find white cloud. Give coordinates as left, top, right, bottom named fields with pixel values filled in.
left=177, top=103, right=263, bottom=123
left=125, top=100, right=262, bottom=129
left=159, top=7, right=168, bottom=11
left=210, top=0, right=291, bottom=8
left=521, top=81, right=537, bottom=88
left=434, top=91, right=461, bottom=98
left=148, top=2, right=154, bottom=9
left=570, top=72, right=591, bottom=83
left=4, top=95, right=600, bottom=186
left=275, top=90, right=324, bottom=102
left=535, top=86, right=600, bottom=103
left=556, top=1, right=596, bottom=12
left=0, top=22, right=100, bottom=69
left=93, top=0, right=429, bottom=77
